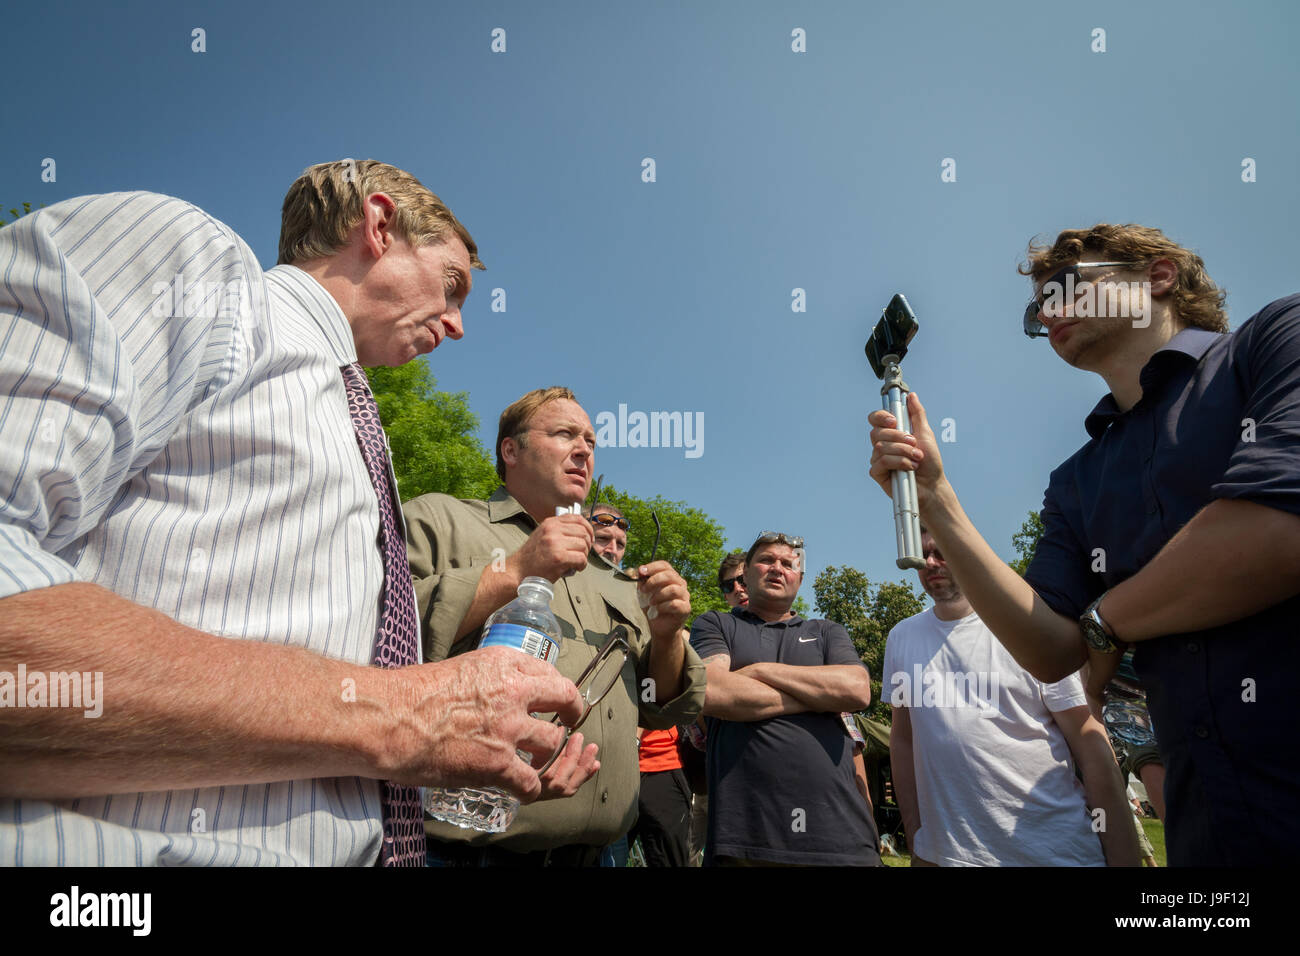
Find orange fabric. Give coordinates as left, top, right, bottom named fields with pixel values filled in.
left=638, top=727, right=683, bottom=772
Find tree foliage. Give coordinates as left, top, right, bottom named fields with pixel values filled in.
left=586, top=481, right=729, bottom=623
left=1010, top=510, right=1045, bottom=576
left=365, top=362, right=500, bottom=502
left=812, top=565, right=926, bottom=722
left=0, top=202, right=39, bottom=228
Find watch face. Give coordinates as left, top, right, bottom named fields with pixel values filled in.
left=1081, top=615, right=1114, bottom=652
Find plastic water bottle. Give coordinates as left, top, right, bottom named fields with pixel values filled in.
left=422, top=576, right=562, bottom=832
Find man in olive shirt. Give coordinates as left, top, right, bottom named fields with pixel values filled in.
left=405, top=386, right=706, bottom=865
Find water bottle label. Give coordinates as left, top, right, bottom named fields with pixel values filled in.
left=481, top=623, right=559, bottom=664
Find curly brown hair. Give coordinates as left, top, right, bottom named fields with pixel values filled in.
left=1020, top=224, right=1227, bottom=332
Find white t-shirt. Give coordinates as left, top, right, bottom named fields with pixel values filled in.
left=883, top=608, right=1105, bottom=866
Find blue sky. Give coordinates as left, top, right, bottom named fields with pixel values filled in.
left=5, top=0, right=1297, bottom=605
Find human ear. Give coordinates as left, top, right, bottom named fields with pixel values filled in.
left=360, top=192, right=398, bottom=259
left=1148, top=258, right=1177, bottom=297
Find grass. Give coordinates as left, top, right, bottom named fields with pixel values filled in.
left=1141, top=817, right=1167, bottom=867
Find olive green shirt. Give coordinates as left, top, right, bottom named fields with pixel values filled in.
left=404, top=486, right=706, bottom=852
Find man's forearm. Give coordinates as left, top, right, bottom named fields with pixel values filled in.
left=0, top=583, right=398, bottom=798
left=646, top=629, right=686, bottom=704
left=924, top=482, right=1086, bottom=681
left=453, top=561, right=523, bottom=641
left=739, top=663, right=871, bottom=712
left=1079, top=747, right=1142, bottom=867
left=888, top=709, right=923, bottom=854
left=1060, top=708, right=1142, bottom=866
left=1102, top=498, right=1300, bottom=643
left=701, top=665, right=807, bottom=721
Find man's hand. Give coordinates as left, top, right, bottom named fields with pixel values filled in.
left=867, top=391, right=946, bottom=511
left=391, top=646, right=594, bottom=804
left=506, top=514, right=594, bottom=583
left=533, top=730, right=601, bottom=801
left=633, top=562, right=692, bottom=707
left=635, top=560, right=692, bottom=641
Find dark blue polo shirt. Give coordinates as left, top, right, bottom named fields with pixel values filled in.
left=1025, top=294, right=1300, bottom=866
left=690, top=609, right=881, bottom=866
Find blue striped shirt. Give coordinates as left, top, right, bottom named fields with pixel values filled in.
left=1, top=192, right=388, bottom=865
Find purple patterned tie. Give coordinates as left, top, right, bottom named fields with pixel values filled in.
left=342, top=363, right=426, bottom=867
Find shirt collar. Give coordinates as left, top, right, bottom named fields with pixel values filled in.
left=1082, top=327, right=1224, bottom=438
left=265, top=264, right=357, bottom=366
left=734, top=606, right=804, bottom=627
left=487, top=485, right=531, bottom=525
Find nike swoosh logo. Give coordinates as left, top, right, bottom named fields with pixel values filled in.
left=798, top=636, right=817, bottom=643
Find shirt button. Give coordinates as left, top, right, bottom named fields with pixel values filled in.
left=600, top=789, right=609, bottom=803
left=575, top=596, right=582, bottom=604
left=607, top=707, right=614, bottom=720
left=1186, top=641, right=1200, bottom=653
left=1194, top=726, right=1210, bottom=739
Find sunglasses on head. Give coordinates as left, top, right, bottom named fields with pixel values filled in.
left=1022, top=261, right=1144, bottom=338
left=721, top=573, right=746, bottom=594
left=755, top=531, right=804, bottom=550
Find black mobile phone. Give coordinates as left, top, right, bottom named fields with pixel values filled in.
left=864, top=293, right=919, bottom=379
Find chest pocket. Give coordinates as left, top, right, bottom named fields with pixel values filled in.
left=597, top=583, right=645, bottom=649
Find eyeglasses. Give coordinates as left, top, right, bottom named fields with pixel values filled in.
left=721, top=573, right=746, bottom=594
left=586, top=473, right=661, bottom=564
left=754, top=531, right=804, bottom=550
left=647, top=510, right=661, bottom=564
left=536, top=625, right=632, bottom=774
left=1023, top=261, right=1144, bottom=338
left=590, top=512, right=629, bottom=531
left=587, top=474, right=628, bottom=529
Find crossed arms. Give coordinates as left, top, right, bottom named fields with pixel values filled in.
left=699, top=654, right=871, bottom=721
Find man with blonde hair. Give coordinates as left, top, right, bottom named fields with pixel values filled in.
left=405, top=386, right=706, bottom=866
left=0, top=160, right=593, bottom=867
left=869, top=223, right=1300, bottom=865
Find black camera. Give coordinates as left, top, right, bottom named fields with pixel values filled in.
left=864, top=293, right=919, bottom=379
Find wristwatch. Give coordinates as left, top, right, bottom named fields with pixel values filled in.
left=1080, top=593, right=1118, bottom=653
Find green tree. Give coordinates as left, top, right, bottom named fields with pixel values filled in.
left=812, top=565, right=926, bottom=722
left=0, top=202, right=39, bottom=227
left=586, top=481, right=729, bottom=623
left=1010, top=510, right=1045, bottom=576
left=365, top=362, right=500, bottom=502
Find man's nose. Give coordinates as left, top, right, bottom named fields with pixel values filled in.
left=442, top=308, right=464, bottom=340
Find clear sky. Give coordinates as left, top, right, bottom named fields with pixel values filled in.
left=5, top=0, right=1297, bottom=604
